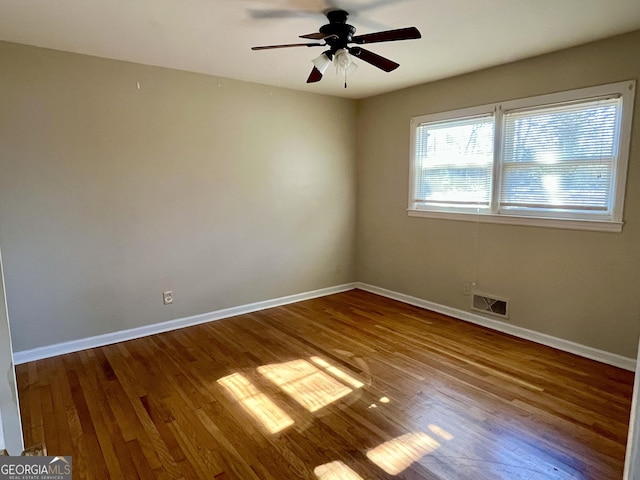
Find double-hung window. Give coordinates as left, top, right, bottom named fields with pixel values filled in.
left=409, top=81, right=635, bottom=232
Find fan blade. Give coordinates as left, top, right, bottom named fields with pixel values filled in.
left=349, top=47, right=399, bottom=72
left=300, top=32, right=328, bottom=40
left=251, top=43, right=324, bottom=50
left=306, top=67, right=324, bottom=83
left=300, top=33, right=338, bottom=40
left=352, top=26, right=421, bottom=44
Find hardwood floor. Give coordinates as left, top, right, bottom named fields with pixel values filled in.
left=16, top=290, right=634, bottom=479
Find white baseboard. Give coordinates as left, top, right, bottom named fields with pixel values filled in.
left=13, top=281, right=636, bottom=371
left=355, top=282, right=636, bottom=372
left=13, top=283, right=358, bottom=365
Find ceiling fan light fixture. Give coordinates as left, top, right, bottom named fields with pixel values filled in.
left=334, top=49, right=357, bottom=76
left=311, top=53, right=332, bottom=75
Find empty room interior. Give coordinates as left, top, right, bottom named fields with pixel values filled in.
left=1, top=1, right=640, bottom=479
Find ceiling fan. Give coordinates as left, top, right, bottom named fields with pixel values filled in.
left=251, top=9, right=421, bottom=86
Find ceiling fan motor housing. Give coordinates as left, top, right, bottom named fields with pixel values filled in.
left=320, top=10, right=355, bottom=51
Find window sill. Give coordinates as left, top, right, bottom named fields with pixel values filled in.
left=407, top=209, right=623, bottom=233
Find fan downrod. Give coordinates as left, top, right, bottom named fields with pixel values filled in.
left=325, top=9, right=349, bottom=24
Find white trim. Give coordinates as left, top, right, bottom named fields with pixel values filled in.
left=408, top=209, right=624, bottom=232
left=0, top=247, right=23, bottom=453
left=412, top=104, right=495, bottom=125
left=355, top=282, right=636, bottom=371
left=614, top=80, right=636, bottom=227
left=624, top=338, right=640, bottom=480
left=13, top=283, right=357, bottom=365
left=499, top=81, right=634, bottom=112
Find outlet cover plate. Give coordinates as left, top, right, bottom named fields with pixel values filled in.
left=163, top=291, right=173, bottom=305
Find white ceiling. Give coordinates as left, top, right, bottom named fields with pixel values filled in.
left=2, top=0, right=640, bottom=99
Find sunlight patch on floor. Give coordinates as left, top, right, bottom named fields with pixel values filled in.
left=310, top=356, right=365, bottom=388
left=217, top=373, right=294, bottom=434
left=366, top=432, right=441, bottom=475
left=314, top=461, right=364, bottom=480
left=429, top=424, right=454, bottom=441
left=258, top=359, right=352, bottom=412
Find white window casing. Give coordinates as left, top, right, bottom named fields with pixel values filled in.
left=409, top=81, right=635, bottom=232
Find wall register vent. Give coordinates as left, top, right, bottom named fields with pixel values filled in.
left=471, top=292, right=509, bottom=319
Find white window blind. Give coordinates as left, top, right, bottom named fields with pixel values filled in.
left=500, top=97, right=621, bottom=216
left=409, top=81, right=634, bottom=232
left=413, top=115, right=494, bottom=210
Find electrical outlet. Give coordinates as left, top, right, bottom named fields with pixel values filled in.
left=463, top=283, right=471, bottom=296
left=163, top=290, right=173, bottom=305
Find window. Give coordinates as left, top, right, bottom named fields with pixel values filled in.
left=409, top=81, right=635, bottom=232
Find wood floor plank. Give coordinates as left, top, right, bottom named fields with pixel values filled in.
left=105, top=428, right=139, bottom=480
left=102, top=345, right=176, bottom=473
left=16, top=289, right=634, bottom=479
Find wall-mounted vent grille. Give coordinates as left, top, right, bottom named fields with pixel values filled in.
left=471, top=292, right=509, bottom=319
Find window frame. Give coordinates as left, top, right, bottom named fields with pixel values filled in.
left=408, top=81, right=636, bottom=232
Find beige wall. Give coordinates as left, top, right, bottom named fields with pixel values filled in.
left=357, top=30, right=640, bottom=359
left=2, top=31, right=640, bottom=360
left=0, top=41, right=357, bottom=352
